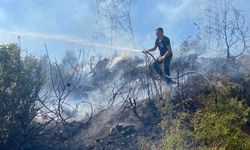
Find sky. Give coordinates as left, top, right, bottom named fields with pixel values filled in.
left=0, top=0, right=249, bottom=59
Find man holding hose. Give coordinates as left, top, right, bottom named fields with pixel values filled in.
left=143, top=27, right=174, bottom=84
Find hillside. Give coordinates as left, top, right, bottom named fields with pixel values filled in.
left=1, top=44, right=250, bottom=149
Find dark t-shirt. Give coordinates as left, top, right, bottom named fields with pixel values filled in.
left=155, top=36, right=171, bottom=56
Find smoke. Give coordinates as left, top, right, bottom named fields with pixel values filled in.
left=0, top=30, right=142, bottom=53
left=36, top=55, right=143, bottom=123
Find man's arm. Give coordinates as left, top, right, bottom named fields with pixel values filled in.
left=143, top=45, right=157, bottom=54
left=147, top=45, right=157, bottom=52
left=158, top=45, right=172, bottom=62
left=163, top=45, right=172, bottom=58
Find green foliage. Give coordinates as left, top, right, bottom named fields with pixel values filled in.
left=159, top=96, right=250, bottom=150
left=0, top=44, right=44, bottom=149
left=192, top=99, right=250, bottom=149
left=161, top=117, right=192, bottom=150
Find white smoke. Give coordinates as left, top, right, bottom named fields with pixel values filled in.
left=0, top=30, right=142, bottom=53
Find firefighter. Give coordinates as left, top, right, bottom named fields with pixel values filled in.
left=144, top=27, right=174, bottom=84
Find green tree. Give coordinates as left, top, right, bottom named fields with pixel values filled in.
left=0, top=44, right=44, bottom=150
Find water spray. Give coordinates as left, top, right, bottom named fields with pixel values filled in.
left=0, top=30, right=142, bottom=53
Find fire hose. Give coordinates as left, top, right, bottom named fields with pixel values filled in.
left=143, top=51, right=218, bottom=104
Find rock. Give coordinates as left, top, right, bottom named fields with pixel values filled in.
left=109, top=123, right=136, bottom=136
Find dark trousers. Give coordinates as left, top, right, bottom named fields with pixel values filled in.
left=153, top=55, right=172, bottom=81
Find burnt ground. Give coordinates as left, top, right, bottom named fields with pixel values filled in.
left=35, top=100, right=163, bottom=150
left=82, top=100, right=162, bottom=150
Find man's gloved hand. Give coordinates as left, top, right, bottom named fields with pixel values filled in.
left=158, top=56, right=165, bottom=62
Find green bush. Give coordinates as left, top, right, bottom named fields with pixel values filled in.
left=159, top=97, right=250, bottom=150
left=0, top=44, right=44, bottom=149
left=192, top=99, right=250, bottom=149
left=161, top=118, right=192, bottom=150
